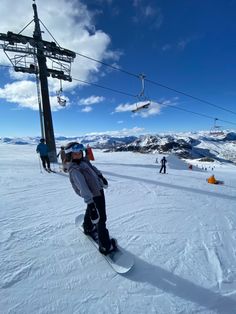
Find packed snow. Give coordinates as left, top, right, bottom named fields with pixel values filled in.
left=1, top=143, right=236, bottom=314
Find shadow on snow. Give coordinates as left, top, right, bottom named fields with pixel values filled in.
left=124, top=253, right=236, bottom=314
left=103, top=171, right=236, bottom=201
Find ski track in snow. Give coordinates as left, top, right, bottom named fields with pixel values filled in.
left=1, top=262, right=34, bottom=289
left=1, top=145, right=236, bottom=313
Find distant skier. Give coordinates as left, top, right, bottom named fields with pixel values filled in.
left=65, top=142, right=116, bottom=255
left=57, top=146, right=67, bottom=172
left=86, top=144, right=95, bottom=161
left=159, top=156, right=167, bottom=174
left=36, top=138, right=51, bottom=171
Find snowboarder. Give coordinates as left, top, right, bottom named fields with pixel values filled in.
left=65, top=142, right=115, bottom=255
left=159, top=156, right=167, bottom=173
left=57, top=146, right=67, bottom=172
left=36, top=138, right=51, bottom=171
left=207, top=175, right=223, bottom=184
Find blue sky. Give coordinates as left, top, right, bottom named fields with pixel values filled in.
left=0, top=0, right=236, bottom=137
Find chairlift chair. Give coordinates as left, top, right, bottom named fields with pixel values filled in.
left=131, top=73, right=151, bottom=113
left=210, top=118, right=224, bottom=136
left=131, top=101, right=151, bottom=113
left=56, top=80, right=66, bottom=107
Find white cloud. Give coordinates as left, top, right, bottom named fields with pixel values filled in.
left=0, top=80, right=66, bottom=111
left=115, top=100, right=160, bottom=115
left=0, top=0, right=119, bottom=109
left=115, top=102, right=136, bottom=112
left=132, top=1, right=163, bottom=29
left=115, top=99, right=177, bottom=117
left=86, top=126, right=145, bottom=136
left=162, top=37, right=196, bottom=52
left=8, top=68, right=33, bottom=81
left=79, top=95, right=105, bottom=105
left=81, top=106, right=92, bottom=112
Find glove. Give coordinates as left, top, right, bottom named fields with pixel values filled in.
left=98, top=174, right=108, bottom=188
left=87, top=202, right=100, bottom=224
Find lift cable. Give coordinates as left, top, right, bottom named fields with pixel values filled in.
left=145, top=78, right=236, bottom=116
left=75, top=51, right=139, bottom=79
left=72, top=77, right=136, bottom=98
left=72, top=75, right=236, bottom=126
left=73, top=51, right=236, bottom=116
left=0, top=63, right=235, bottom=126
left=162, top=104, right=236, bottom=126
left=28, top=18, right=236, bottom=116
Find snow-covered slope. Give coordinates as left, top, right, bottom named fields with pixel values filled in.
left=1, top=144, right=236, bottom=313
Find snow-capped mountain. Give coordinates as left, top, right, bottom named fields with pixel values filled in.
left=0, top=135, right=137, bottom=148
left=114, top=131, right=236, bottom=164
left=1, top=130, right=236, bottom=164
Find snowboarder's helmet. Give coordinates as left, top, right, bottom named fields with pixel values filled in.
left=40, top=138, right=45, bottom=143
left=65, top=142, right=85, bottom=161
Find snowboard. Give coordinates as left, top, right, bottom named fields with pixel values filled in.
left=75, top=214, right=134, bottom=274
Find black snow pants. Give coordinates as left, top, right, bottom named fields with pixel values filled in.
left=83, top=189, right=111, bottom=250
left=159, top=165, right=166, bottom=173
left=40, top=155, right=50, bottom=169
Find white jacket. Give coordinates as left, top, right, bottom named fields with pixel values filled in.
left=68, top=159, right=103, bottom=204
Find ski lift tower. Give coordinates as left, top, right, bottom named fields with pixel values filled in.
left=0, top=0, right=76, bottom=162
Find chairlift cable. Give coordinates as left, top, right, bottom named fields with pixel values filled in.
left=163, top=104, right=236, bottom=126
left=73, top=50, right=236, bottom=116
left=0, top=64, right=12, bottom=68
left=12, top=17, right=235, bottom=117
left=75, top=52, right=139, bottom=79
left=145, top=78, right=236, bottom=116
left=72, top=77, right=136, bottom=98
left=3, top=13, right=234, bottom=116
left=0, top=62, right=235, bottom=126
left=72, top=74, right=236, bottom=126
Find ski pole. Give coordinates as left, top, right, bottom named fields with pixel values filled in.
left=38, top=154, right=43, bottom=174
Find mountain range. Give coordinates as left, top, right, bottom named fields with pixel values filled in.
left=1, top=130, right=236, bottom=164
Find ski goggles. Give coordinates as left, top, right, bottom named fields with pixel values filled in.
left=65, top=143, right=85, bottom=154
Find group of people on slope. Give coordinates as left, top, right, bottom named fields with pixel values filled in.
left=36, top=137, right=223, bottom=257
left=36, top=139, right=115, bottom=255
left=36, top=137, right=169, bottom=254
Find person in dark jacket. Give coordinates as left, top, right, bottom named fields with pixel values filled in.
left=65, top=142, right=115, bottom=255
left=36, top=138, right=51, bottom=171
left=159, top=156, right=167, bottom=174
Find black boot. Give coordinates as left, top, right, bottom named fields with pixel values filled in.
left=99, top=238, right=117, bottom=255
left=83, top=223, right=97, bottom=236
